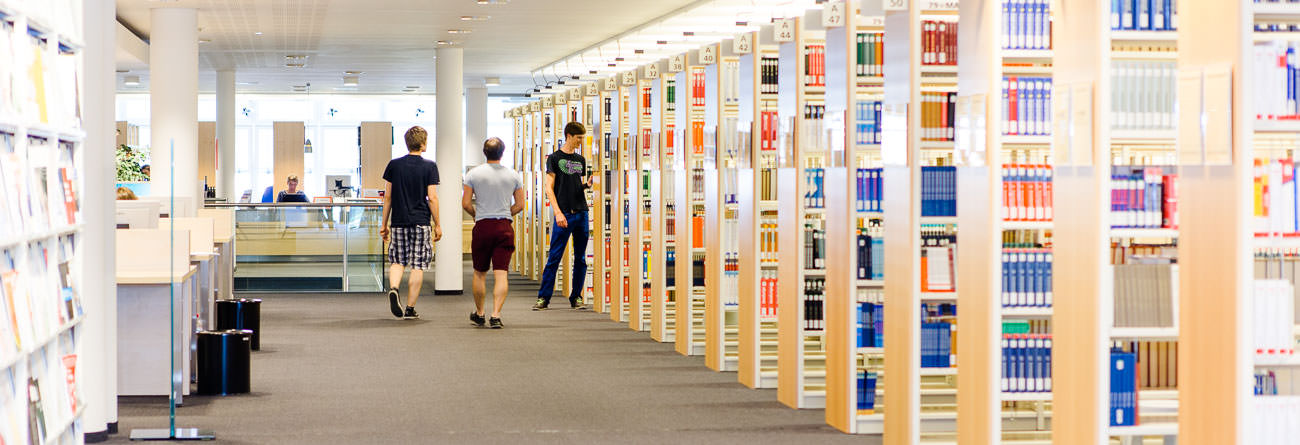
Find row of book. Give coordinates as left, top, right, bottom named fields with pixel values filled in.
left=921, top=20, right=959, bottom=66
left=721, top=60, right=741, bottom=106
left=1113, top=262, right=1176, bottom=328
left=800, top=104, right=825, bottom=153
left=759, top=270, right=779, bottom=319
left=921, top=92, right=957, bottom=142
left=0, top=238, right=83, bottom=364
left=922, top=320, right=956, bottom=368
left=856, top=371, right=879, bottom=412
left=0, top=21, right=80, bottom=128
left=803, top=278, right=825, bottom=331
left=857, top=288, right=885, bottom=348
left=921, top=166, right=958, bottom=217
left=722, top=250, right=739, bottom=307
left=1253, top=280, right=1295, bottom=358
left=760, top=56, right=780, bottom=95
left=665, top=249, right=676, bottom=288
left=1251, top=253, right=1300, bottom=320
left=803, top=44, right=825, bottom=87
left=689, top=168, right=706, bottom=202
left=1110, top=165, right=1178, bottom=229
left=855, top=168, right=884, bottom=213
left=690, top=120, right=705, bottom=155
left=1112, top=60, right=1176, bottom=131
left=758, top=110, right=780, bottom=152
left=1113, top=340, right=1178, bottom=390
left=803, top=220, right=826, bottom=270
left=665, top=79, right=676, bottom=112
left=1001, top=248, right=1054, bottom=308
left=1001, top=164, right=1054, bottom=222
left=1001, top=334, right=1053, bottom=393
left=1002, top=0, right=1052, bottom=50
left=855, top=32, right=884, bottom=77
left=857, top=224, right=885, bottom=281
left=854, top=100, right=882, bottom=146
left=640, top=86, right=653, bottom=116
left=690, top=67, right=707, bottom=107
left=803, top=167, right=825, bottom=209
left=1255, top=158, right=1300, bottom=235
left=1002, top=76, right=1052, bottom=136
left=1248, top=395, right=1300, bottom=445
left=0, top=351, right=80, bottom=445
left=759, top=167, right=779, bottom=202
left=1, top=134, right=80, bottom=236
left=759, top=220, right=780, bottom=264
left=1111, top=0, right=1178, bottom=31
left=921, top=225, right=958, bottom=292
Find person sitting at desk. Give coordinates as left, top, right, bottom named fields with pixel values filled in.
left=276, top=175, right=309, bottom=203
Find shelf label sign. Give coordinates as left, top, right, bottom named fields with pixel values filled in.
left=621, top=71, right=636, bottom=86
left=823, top=2, right=845, bottom=27
left=669, top=54, right=686, bottom=72
left=555, top=92, right=567, bottom=105
left=529, top=101, right=541, bottom=112
left=733, top=33, right=752, bottom=54
left=542, top=95, right=554, bottom=107
left=884, top=0, right=907, bottom=11
left=568, top=88, right=582, bottom=101
left=585, top=82, right=598, bottom=96
left=774, top=19, right=796, bottom=42
left=643, top=63, right=660, bottom=79
left=700, top=44, right=717, bottom=64
left=920, top=0, right=958, bottom=11
left=863, top=16, right=885, bottom=27
left=603, top=76, right=617, bottom=91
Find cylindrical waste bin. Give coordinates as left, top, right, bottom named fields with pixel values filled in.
left=215, top=298, right=262, bottom=350
left=196, top=329, right=252, bottom=395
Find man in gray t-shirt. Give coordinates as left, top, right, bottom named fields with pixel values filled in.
left=461, top=137, right=525, bottom=328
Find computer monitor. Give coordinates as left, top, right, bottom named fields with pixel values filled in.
left=114, top=200, right=160, bottom=229
left=326, top=175, right=353, bottom=197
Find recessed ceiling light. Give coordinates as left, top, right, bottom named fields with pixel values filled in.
left=460, top=15, right=490, bottom=21
left=343, top=76, right=359, bottom=86
left=344, top=70, right=364, bottom=75
left=476, top=0, right=509, bottom=4
left=198, top=38, right=211, bottom=44
left=116, top=69, right=129, bottom=74
left=285, top=63, right=305, bottom=68
left=254, top=31, right=263, bottom=36
left=484, top=76, right=500, bottom=86
left=236, top=81, right=259, bottom=86
left=436, top=40, right=453, bottom=45
left=447, top=29, right=471, bottom=35
left=405, top=86, right=421, bottom=89
left=123, top=75, right=140, bottom=86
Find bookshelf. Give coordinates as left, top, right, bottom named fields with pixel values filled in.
left=737, top=23, right=783, bottom=390
left=580, top=83, right=599, bottom=310
left=0, top=2, right=87, bottom=444
left=704, top=38, right=747, bottom=373
left=777, top=11, right=832, bottom=411
left=673, top=46, right=715, bottom=357
left=594, top=76, right=618, bottom=314
left=630, top=67, right=657, bottom=332
left=825, top=0, right=888, bottom=434
left=612, top=71, right=638, bottom=324
left=650, top=60, right=678, bottom=342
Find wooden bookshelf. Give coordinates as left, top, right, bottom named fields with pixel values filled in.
left=612, top=71, right=638, bottom=323
left=0, top=3, right=87, bottom=444
left=595, top=76, right=619, bottom=314
left=673, top=45, right=716, bottom=357
left=630, top=66, right=658, bottom=332
left=705, top=37, right=748, bottom=373
left=651, top=59, right=678, bottom=343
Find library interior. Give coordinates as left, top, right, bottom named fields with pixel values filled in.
left=2, top=0, right=1299, bottom=443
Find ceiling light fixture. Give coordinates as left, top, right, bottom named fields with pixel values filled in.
left=123, top=75, right=140, bottom=86
left=198, top=38, right=211, bottom=44
left=436, top=40, right=453, bottom=45
left=476, top=0, right=510, bottom=4
left=484, top=76, right=500, bottom=86
left=447, top=29, right=471, bottom=34
left=343, top=76, right=359, bottom=86
left=254, top=31, right=263, bottom=36
left=460, top=15, right=490, bottom=21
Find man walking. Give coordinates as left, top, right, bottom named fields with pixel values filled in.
left=381, top=126, right=442, bottom=319
left=462, top=137, right=525, bottom=328
left=535, top=121, right=591, bottom=310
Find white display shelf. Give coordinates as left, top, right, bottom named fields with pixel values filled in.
left=919, top=141, right=955, bottom=150
left=1110, top=30, right=1178, bottom=42
left=1002, top=221, right=1052, bottom=231
left=856, top=279, right=884, bottom=286
left=1255, top=354, right=1300, bottom=367
left=1111, top=128, right=1178, bottom=143
left=920, top=216, right=958, bottom=224
left=1108, top=423, right=1178, bottom=437
left=1001, top=135, right=1052, bottom=145
left=1110, top=327, right=1179, bottom=340
left=920, top=367, right=958, bottom=376
left=1110, top=50, right=1178, bottom=60
left=47, top=404, right=86, bottom=443
left=1001, top=49, right=1053, bottom=60
left=0, top=223, right=82, bottom=249
left=921, top=292, right=958, bottom=302
left=1255, top=235, right=1300, bottom=249
left=1255, top=2, right=1300, bottom=20
left=921, top=65, right=959, bottom=75
left=1001, top=307, right=1053, bottom=318
left=1002, top=392, right=1052, bottom=402
left=1109, top=228, right=1179, bottom=239
left=0, top=315, right=83, bottom=372
left=1253, top=31, right=1300, bottom=42
left=858, top=347, right=884, bottom=354
left=1254, top=119, right=1300, bottom=133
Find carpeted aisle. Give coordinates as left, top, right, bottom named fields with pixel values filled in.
left=108, top=262, right=873, bottom=444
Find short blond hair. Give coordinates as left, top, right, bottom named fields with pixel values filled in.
left=405, top=126, right=427, bottom=152
left=287, top=175, right=299, bottom=182
left=116, top=187, right=138, bottom=200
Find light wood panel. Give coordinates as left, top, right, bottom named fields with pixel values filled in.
left=272, top=121, right=305, bottom=197
left=361, top=122, right=393, bottom=192
left=197, top=121, right=216, bottom=189
left=117, top=121, right=139, bottom=147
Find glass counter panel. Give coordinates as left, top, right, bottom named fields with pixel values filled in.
left=218, top=203, right=384, bottom=293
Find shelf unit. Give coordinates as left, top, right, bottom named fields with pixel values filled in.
left=705, top=38, right=746, bottom=373
left=777, top=12, right=832, bottom=411
left=630, top=64, right=658, bottom=333
left=674, top=45, right=715, bottom=357
left=651, top=59, right=679, bottom=343
left=613, top=71, right=639, bottom=324
left=594, top=76, right=619, bottom=314
left=0, top=3, right=87, bottom=444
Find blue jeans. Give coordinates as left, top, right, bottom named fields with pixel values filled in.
left=538, top=211, right=589, bottom=302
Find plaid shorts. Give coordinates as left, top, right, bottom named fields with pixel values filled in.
left=388, top=225, right=432, bottom=270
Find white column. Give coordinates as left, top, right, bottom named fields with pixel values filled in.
left=465, top=86, right=488, bottom=167
left=82, top=0, right=115, bottom=439
left=435, top=48, right=464, bottom=292
left=149, top=7, right=198, bottom=215
left=216, top=70, right=237, bottom=201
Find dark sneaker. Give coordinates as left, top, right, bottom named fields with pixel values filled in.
left=489, top=317, right=503, bottom=329
left=403, top=307, right=419, bottom=320
left=470, top=312, right=486, bottom=327
left=388, top=290, right=403, bottom=318
left=532, top=298, right=549, bottom=311
left=570, top=296, right=588, bottom=310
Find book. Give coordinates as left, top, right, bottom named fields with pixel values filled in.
left=1110, top=350, right=1139, bottom=426
left=1002, top=333, right=1053, bottom=392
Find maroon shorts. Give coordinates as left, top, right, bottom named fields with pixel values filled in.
left=471, top=218, right=515, bottom=272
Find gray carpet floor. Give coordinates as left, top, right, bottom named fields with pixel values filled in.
left=106, top=263, right=875, bottom=444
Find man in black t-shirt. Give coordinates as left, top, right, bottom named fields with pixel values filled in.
left=381, top=126, right=442, bottom=319
left=535, top=121, right=591, bottom=310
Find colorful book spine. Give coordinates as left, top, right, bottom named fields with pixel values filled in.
left=1109, top=350, right=1138, bottom=426
left=857, top=371, right=878, bottom=412
left=1110, top=166, right=1178, bottom=229
left=922, top=92, right=957, bottom=141
left=855, top=32, right=885, bottom=77
left=1001, top=248, right=1054, bottom=308
left=803, top=278, right=825, bottom=331
left=1002, top=0, right=1053, bottom=50
left=1001, top=163, right=1054, bottom=221
left=1002, top=77, right=1053, bottom=136
left=1002, top=334, right=1053, bottom=392
left=855, top=168, right=884, bottom=212
left=1112, top=0, right=1177, bottom=31
left=854, top=100, right=883, bottom=146
left=921, top=166, right=958, bottom=217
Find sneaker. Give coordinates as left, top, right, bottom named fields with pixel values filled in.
left=387, top=290, right=403, bottom=318
left=532, top=298, right=549, bottom=311
left=403, top=307, right=420, bottom=320
left=489, top=317, right=504, bottom=329
left=569, top=296, right=588, bottom=310
left=470, top=312, right=486, bottom=327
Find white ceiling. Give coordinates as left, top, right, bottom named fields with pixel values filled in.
left=114, top=0, right=699, bottom=95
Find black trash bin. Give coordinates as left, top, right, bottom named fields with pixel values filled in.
left=196, top=329, right=252, bottom=395
left=215, top=298, right=262, bottom=350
